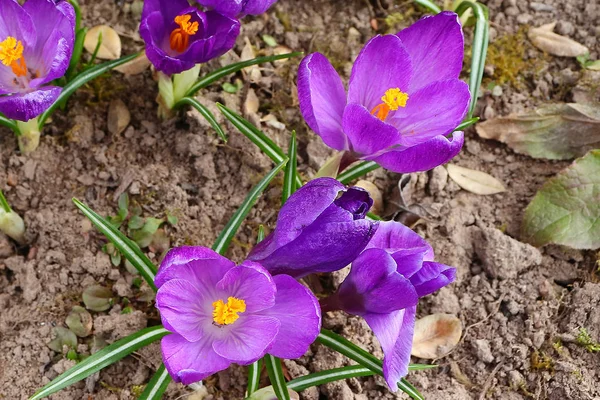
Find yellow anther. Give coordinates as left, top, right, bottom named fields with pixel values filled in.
left=381, top=88, right=409, bottom=110
left=212, top=297, right=246, bottom=326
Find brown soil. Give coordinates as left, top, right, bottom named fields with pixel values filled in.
left=1, top=0, right=599, bottom=399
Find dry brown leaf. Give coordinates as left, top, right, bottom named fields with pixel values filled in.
left=114, top=52, right=151, bottom=75
left=412, top=314, right=462, bottom=359
left=447, top=164, right=506, bottom=195
left=244, top=88, right=260, bottom=115
left=528, top=22, right=588, bottom=57
left=107, top=99, right=130, bottom=135
left=84, top=25, right=122, bottom=60
left=476, top=103, right=600, bottom=160
left=241, top=37, right=261, bottom=83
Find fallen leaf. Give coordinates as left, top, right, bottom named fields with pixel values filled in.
left=447, top=164, right=506, bottom=195
left=114, top=52, right=151, bottom=75
left=84, top=25, right=122, bottom=60
left=241, top=37, right=261, bottom=83
left=528, top=22, right=588, bottom=57
left=107, top=98, right=131, bottom=135
left=244, top=88, right=260, bottom=115
left=476, top=103, right=600, bottom=160
left=522, top=150, right=600, bottom=249
left=412, top=314, right=462, bottom=359
left=261, top=114, right=286, bottom=130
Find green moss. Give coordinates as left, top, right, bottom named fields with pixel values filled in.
left=576, top=327, right=600, bottom=352
left=531, top=350, right=554, bottom=371
left=483, top=27, right=546, bottom=89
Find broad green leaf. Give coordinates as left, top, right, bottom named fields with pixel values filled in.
left=138, top=364, right=172, bottom=399
left=212, top=159, right=287, bottom=255
left=30, top=326, right=169, bottom=400
left=522, top=149, right=600, bottom=249
left=337, top=161, right=380, bottom=185
left=247, top=359, right=262, bottom=396
left=282, top=131, right=298, bottom=204
left=185, top=52, right=302, bottom=97
left=476, top=103, right=600, bottom=160
left=176, top=97, right=227, bottom=142
left=39, top=53, right=139, bottom=128
left=264, top=355, right=290, bottom=400
left=287, top=366, right=373, bottom=392
left=73, top=198, right=157, bottom=291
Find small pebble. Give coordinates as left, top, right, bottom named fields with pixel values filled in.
left=492, top=85, right=503, bottom=97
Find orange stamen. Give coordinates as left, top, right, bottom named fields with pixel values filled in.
left=0, top=36, right=28, bottom=77
left=169, top=14, right=199, bottom=53
left=370, top=88, right=409, bottom=122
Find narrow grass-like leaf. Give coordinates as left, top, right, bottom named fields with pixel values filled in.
left=30, top=326, right=169, bottom=400
left=317, top=329, right=424, bottom=400
left=455, top=1, right=489, bottom=118
left=367, top=212, right=382, bottom=221
left=176, top=97, right=227, bottom=142
left=0, top=189, right=12, bottom=213
left=247, top=359, right=262, bottom=396
left=66, top=27, right=88, bottom=79
left=413, top=0, right=442, bottom=13
left=212, top=159, right=287, bottom=255
left=39, top=53, right=139, bottom=128
left=73, top=198, right=157, bottom=291
left=257, top=225, right=265, bottom=243
left=337, top=161, right=380, bottom=185
left=282, top=131, right=297, bottom=204
left=217, top=103, right=302, bottom=188
left=287, top=366, right=373, bottom=392
left=264, top=355, right=290, bottom=400
left=0, top=113, right=18, bottom=134
left=185, top=52, right=303, bottom=97
left=138, top=364, right=172, bottom=400
left=454, top=117, right=480, bottom=131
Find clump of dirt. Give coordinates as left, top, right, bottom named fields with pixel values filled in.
left=1, top=0, right=599, bottom=399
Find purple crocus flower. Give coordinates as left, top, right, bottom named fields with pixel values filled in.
left=297, top=12, right=470, bottom=173
left=324, top=221, right=456, bottom=390
left=140, top=0, right=240, bottom=76
left=195, top=0, right=278, bottom=17
left=247, top=177, right=378, bottom=279
left=155, top=246, right=321, bottom=384
left=0, top=0, right=74, bottom=121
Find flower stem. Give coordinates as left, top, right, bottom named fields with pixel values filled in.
left=16, top=117, right=41, bottom=154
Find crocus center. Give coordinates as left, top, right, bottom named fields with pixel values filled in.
left=212, top=296, right=246, bottom=325
left=370, top=88, right=409, bottom=122
left=0, top=36, right=28, bottom=77
left=169, top=14, right=199, bottom=53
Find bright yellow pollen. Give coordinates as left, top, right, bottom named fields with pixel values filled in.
left=212, top=297, right=246, bottom=326
left=0, top=37, right=23, bottom=66
left=370, top=88, right=409, bottom=122
left=381, top=88, right=409, bottom=110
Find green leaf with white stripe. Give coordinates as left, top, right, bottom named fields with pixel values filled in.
left=175, top=97, right=227, bottom=142
left=212, top=159, right=287, bottom=255
left=282, top=131, right=298, bottom=204
left=337, top=161, right=380, bottom=185
left=217, top=103, right=302, bottom=188
left=185, top=52, right=303, bottom=97
left=246, top=359, right=262, bottom=396
left=30, top=326, right=169, bottom=400
left=73, top=198, right=157, bottom=291
left=287, top=365, right=373, bottom=392
left=264, top=355, right=290, bottom=400
left=138, top=364, right=172, bottom=399
left=317, top=329, right=425, bottom=400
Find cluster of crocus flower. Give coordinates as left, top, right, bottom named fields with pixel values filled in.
left=157, top=177, right=455, bottom=391
left=298, top=12, right=470, bottom=173
left=0, top=0, right=75, bottom=122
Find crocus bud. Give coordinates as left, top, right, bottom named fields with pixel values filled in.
left=247, top=177, right=378, bottom=279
